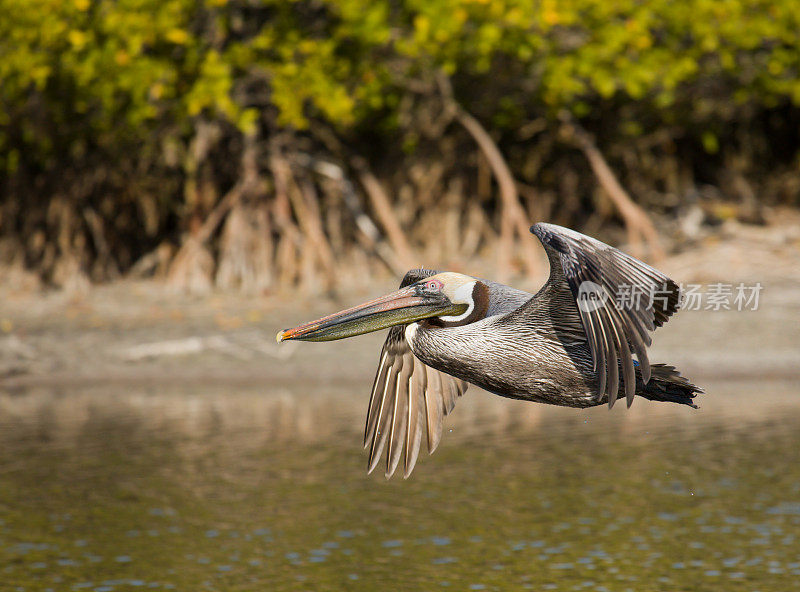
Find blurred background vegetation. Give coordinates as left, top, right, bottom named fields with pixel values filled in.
left=1, top=0, right=799, bottom=294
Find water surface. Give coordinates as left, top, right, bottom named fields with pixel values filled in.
left=1, top=377, right=799, bottom=591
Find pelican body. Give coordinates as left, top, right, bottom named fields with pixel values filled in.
left=278, top=223, right=702, bottom=478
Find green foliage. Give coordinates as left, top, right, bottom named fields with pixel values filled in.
left=2, top=0, right=799, bottom=166
left=0, top=0, right=798, bottom=286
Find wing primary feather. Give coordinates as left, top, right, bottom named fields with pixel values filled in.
left=364, top=269, right=475, bottom=479
left=367, top=359, right=400, bottom=474
left=364, top=352, right=390, bottom=448
left=624, top=317, right=651, bottom=384
left=605, top=301, right=636, bottom=407
left=578, top=305, right=601, bottom=373
left=404, top=360, right=425, bottom=479
left=589, top=309, right=608, bottom=401
left=598, top=306, right=619, bottom=408
left=637, top=345, right=651, bottom=384
left=442, top=379, right=459, bottom=415
left=386, top=359, right=412, bottom=479
left=528, top=223, right=688, bottom=407
left=424, top=367, right=444, bottom=454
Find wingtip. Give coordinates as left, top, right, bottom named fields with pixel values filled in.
left=367, top=433, right=383, bottom=475
left=625, top=379, right=636, bottom=408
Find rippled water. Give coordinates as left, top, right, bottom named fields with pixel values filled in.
left=1, top=377, right=799, bottom=591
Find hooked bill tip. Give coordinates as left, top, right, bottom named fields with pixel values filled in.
left=276, top=330, right=286, bottom=343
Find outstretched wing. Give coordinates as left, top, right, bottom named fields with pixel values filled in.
left=531, top=223, right=681, bottom=408
left=364, top=269, right=468, bottom=479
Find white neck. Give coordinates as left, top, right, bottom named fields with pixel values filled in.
left=438, top=281, right=476, bottom=322
left=405, top=322, right=418, bottom=346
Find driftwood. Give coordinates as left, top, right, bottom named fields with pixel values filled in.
left=129, top=242, right=174, bottom=278
left=118, top=334, right=299, bottom=362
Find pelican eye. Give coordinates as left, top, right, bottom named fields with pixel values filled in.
left=426, top=280, right=442, bottom=291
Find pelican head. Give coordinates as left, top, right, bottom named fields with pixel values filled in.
left=277, top=272, right=482, bottom=342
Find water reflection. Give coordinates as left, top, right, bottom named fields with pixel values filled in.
left=0, top=378, right=798, bottom=591
left=3, top=375, right=798, bottom=448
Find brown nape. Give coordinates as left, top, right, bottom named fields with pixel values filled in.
left=427, top=281, right=490, bottom=328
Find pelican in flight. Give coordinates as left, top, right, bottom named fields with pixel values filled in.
left=278, top=223, right=701, bottom=478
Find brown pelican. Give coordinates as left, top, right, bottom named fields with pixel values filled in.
left=278, top=223, right=701, bottom=478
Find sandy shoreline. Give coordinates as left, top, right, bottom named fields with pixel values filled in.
left=0, top=220, right=798, bottom=392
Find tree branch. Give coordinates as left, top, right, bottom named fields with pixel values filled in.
left=560, top=113, right=664, bottom=261
left=437, top=73, right=540, bottom=281
left=351, top=157, right=416, bottom=271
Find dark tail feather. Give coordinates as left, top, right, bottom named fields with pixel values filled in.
left=640, top=363, right=702, bottom=408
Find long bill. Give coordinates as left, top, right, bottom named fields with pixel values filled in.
left=277, top=286, right=467, bottom=342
